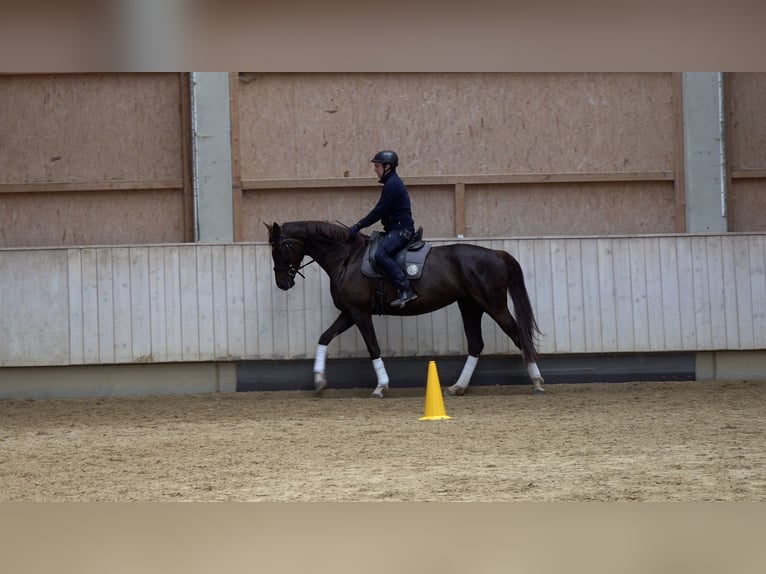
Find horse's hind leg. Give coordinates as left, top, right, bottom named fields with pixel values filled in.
left=314, top=312, right=355, bottom=395
left=447, top=299, right=485, bottom=397
left=487, top=307, right=545, bottom=395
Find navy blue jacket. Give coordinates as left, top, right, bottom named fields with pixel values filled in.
left=356, top=171, right=414, bottom=232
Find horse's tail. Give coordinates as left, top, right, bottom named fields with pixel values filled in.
left=500, top=251, right=541, bottom=363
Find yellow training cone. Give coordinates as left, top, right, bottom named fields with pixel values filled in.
left=420, top=361, right=452, bottom=420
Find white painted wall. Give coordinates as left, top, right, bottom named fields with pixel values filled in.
left=1, top=234, right=765, bottom=368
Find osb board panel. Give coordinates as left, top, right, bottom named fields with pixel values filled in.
left=240, top=187, right=455, bottom=241
left=466, top=182, right=677, bottom=237
left=237, top=73, right=675, bottom=180
left=729, top=180, right=766, bottom=232
left=0, top=190, right=186, bottom=248
left=0, top=74, right=183, bottom=184
left=728, top=73, right=766, bottom=171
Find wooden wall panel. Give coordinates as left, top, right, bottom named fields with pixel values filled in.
left=466, top=182, right=677, bottom=237
left=0, top=74, right=191, bottom=248
left=728, top=180, right=766, bottom=232
left=727, top=73, right=766, bottom=233
left=728, top=73, right=766, bottom=172
left=0, top=190, right=186, bottom=247
left=0, top=74, right=182, bottom=184
left=2, top=234, right=765, bottom=369
left=238, top=73, right=674, bottom=180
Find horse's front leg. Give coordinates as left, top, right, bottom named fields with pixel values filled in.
left=350, top=310, right=389, bottom=398
left=314, top=312, right=355, bottom=395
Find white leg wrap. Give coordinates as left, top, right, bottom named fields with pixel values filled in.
left=455, top=355, right=479, bottom=388
left=372, top=357, right=389, bottom=387
left=527, top=362, right=541, bottom=380
left=313, top=344, right=328, bottom=374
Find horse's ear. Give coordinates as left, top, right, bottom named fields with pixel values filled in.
left=263, top=221, right=279, bottom=242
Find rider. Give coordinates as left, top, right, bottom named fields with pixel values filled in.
left=348, top=150, right=418, bottom=308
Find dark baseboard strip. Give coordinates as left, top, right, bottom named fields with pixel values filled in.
left=236, top=353, right=696, bottom=392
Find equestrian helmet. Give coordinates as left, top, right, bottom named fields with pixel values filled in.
left=370, top=150, right=399, bottom=169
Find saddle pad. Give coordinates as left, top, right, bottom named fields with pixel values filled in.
left=361, top=237, right=432, bottom=280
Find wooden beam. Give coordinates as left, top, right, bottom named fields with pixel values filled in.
left=242, top=171, right=675, bottom=191
left=0, top=180, right=185, bottom=194
left=229, top=71, right=244, bottom=242
left=180, top=72, right=195, bottom=243
left=454, top=182, right=466, bottom=237
left=672, top=72, right=687, bottom=233
left=731, top=169, right=766, bottom=179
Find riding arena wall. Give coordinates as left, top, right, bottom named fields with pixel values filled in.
left=1, top=73, right=765, bottom=397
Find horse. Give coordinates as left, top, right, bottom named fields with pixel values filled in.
left=266, top=220, right=544, bottom=398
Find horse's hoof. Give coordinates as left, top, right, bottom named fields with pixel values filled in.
left=446, top=385, right=465, bottom=397
left=314, top=373, right=327, bottom=396
left=534, top=388, right=545, bottom=396
left=370, top=386, right=387, bottom=399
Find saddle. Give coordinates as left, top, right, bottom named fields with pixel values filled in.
left=361, top=227, right=432, bottom=280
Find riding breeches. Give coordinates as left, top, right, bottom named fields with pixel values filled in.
left=374, top=228, right=413, bottom=292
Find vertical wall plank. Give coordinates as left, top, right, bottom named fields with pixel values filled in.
left=705, top=236, right=728, bottom=349
left=163, top=246, right=183, bottom=362
left=67, top=249, right=84, bottom=364
left=629, top=238, right=649, bottom=350
left=749, top=236, right=766, bottom=348
left=643, top=237, right=666, bottom=351
left=196, top=245, right=215, bottom=359
left=81, top=248, right=100, bottom=363
left=675, top=237, right=697, bottom=350
left=566, top=240, right=586, bottom=353
left=691, top=237, right=713, bottom=349
left=580, top=239, right=601, bottom=352
left=96, top=248, right=116, bottom=363
left=210, top=246, right=229, bottom=358
left=550, top=239, right=570, bottom=353
left=659, top=236, right=682, bottom=349
left=533, top=239, right=556, bottom=354
left=733, top=236, right=754, bottom=348
left=596, top=238, right=618, bottom=352
left=242, top=245, right=260, bottom=356
left=179, top=246, right=200, bottom=359
left=148, top=247, right=168, bottom=362
left=613, top=238, right=634, bottom=352
left=112, top=248, right=133, bottom=362
left=130, top=248, right=151, bottom=360
left=721, top=237, right=741, bottom=349
left=226, top=245, right=246, bottom=358
left=256, top=246, right=276, bottom=357
left=430, top=305, right=449, bottom=355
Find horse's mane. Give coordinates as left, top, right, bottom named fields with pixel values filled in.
left=281, top=220, right=350, bottom=243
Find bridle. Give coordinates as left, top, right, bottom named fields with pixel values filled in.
left=272, top=236, right=315, bottom=280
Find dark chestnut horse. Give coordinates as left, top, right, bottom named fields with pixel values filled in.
left=266, top=221, right=544, bottom=398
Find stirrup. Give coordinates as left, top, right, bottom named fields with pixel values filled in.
left=391, top=290, right=418, bottom=308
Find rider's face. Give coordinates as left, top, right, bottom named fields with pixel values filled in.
left=373, top=162, right=385, bottom=178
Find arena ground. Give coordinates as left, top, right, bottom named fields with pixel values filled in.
left=0, top=379, right=763, bottom=501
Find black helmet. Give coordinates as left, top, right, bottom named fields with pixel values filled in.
left=370, top=150, right=399, bottom=169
